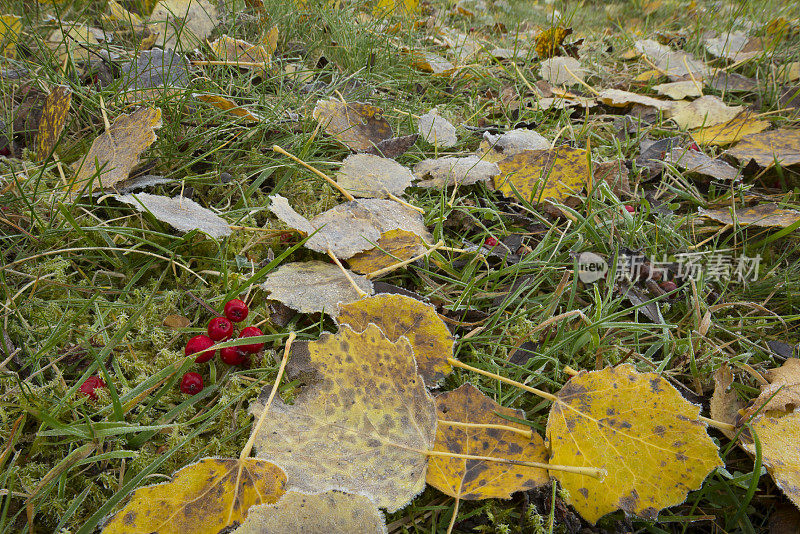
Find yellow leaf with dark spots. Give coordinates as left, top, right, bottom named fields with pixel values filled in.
left=102, top=458, right=287, bottom=534
left=427, top=384, right=548, bottom=500
left=194, top=93, right=262, bottom=122
left=494, top=147, right=590, bottom=204
left=0, top=14, right=22, bottom=59
left=725, top=128, right=800, bottom=168
left=691, top=112, right=770, bottom=146
left=346, top=229, right=425, bottom=275
left=740, top=411, right=800, bottom=509
left=535, top=26, right=572, bottom=59
left=698, top=203, right=800, bottom=229
left=547, top=365, right=722, bottom=524
left=36, top=85, right=72, bottom=162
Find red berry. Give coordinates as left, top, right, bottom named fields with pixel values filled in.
left=180, top=372, right=204, bottom=395
left=79, top=376, right=106, bottom=400
left=224, top=299, right=249, bottom=323
left=689, top=143, right=700, bottom=151
left=207, top=317, right=233, bottom=341
left=220, top=346, right=248, bottom=366
left=185, top=334, right=216, bottom=363
left=659, top=280, right=678, bottom=292
left=484, top=236, right=499, bottom=247
left=238, top=326, right=264, bottom=354
left=624, top=205, right=635, bottom=213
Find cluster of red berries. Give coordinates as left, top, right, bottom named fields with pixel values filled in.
left=180, top=299, right=263, bottom=395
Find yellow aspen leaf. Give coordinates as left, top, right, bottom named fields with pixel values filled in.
left=313, top=99, right=393, bottom=151
left=653, top=81, right=702, bottom=100
left=70, top=107, right=162, bottom=194
left=208, top=35, right=272, bottom=73
left=427, top=384, right=548, bottom=499
left=346, top=229, right=425, bottom=275
left=103, top=0, right=144, bottom=26
left=534, top=26, right=572, bottom=59
left=336, top=153, right=415, bottom=198
left=741, top=358, right=800, bottom=420
left=336, top=293, right=453, bottom=385
left=194, top=93, right=262, bottom=122
left=691, top=112, right=770, bottom=146
left=597, top=89, right=675, bottom=111
left=260, top=261, right=373, bottom=317
left=698, top=203, right=800, bottom=229
left=47, top=24, right=99, bottom=63
left=261, top=25, right=278, bottom=56
left=710, top=365, right=744, bottom=440
left=35, top=85, right=72, bottom=162
left=234, top=491, right=386, bottom=534
left=249, top=325, right=436, bottom=512
left=547, top=365, right=722, bottom=524
left=667, top=95, right=743, bottom=130
left=148, top=0, right=218, bottom=51
left=740, top=411, right=800, bottom=509
left=494, top=147, right=590, bottom=204
left=101, top=458, right=287, bottom=534
left=374, top=0, right=420, bottom=18
left=725, top=129, right=800, bottom=168
left=0, top=14, right=22, bottom=59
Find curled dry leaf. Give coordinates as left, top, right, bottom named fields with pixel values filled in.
left=691, top=112, right=770, bottom=146
left=427, top=383, right=548, bottom=500
left=725, top=129, right=800, bottom=168
left=653, top=81, right=703, bottom=100
left=698, top=203, right=800, bottom=229
left=664, top=147, right=739, bottom=182
left=494, top=146, right=590, bottom=204
left=336, top=153, right=415, bottom=197
left=148, top=0, right=218, bottom=51
left=234, top=491, right=386, bottom=534
left=534, top=26, right=572, bottom=59
left=739, top=411, right=800, bottom=509
left=261, top=261, right=372, bottom=317
left=313, top=99, right=393, bottom=151
left=710, top=365, right=743, bottom=440
left=668, top=95, right=742, bottom=130
left=249, top=325, right=436, bottom=512
left=364, top=134, right=419, bottom=158
left=113, top=193, right=232, bottom=238
left=194, top=93, right=262, bottom=122
left=413, top=155, right=500, bottom=188
left=35, top=85, right=71, bottom=162
left=741, top=358, right=800, bottom=420
left=101, top=458, right=287, bottom=534
left=597, top=89, right=675, bottom=111
left=70, top=107, right=162, bottom=194
left=417, top=109, right=457, bottom=148
left=346, top=229, right=425, bottom=275
left=480, top=129, right=550, bottom=162
left=547, top=365, right=722, bottom=524
left=539, top=56, right=585, bottom=87
left=336, top=293, right=454, bottom=386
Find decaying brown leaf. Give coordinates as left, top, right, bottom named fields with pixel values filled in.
left=250, top=325, right=436, bottom=512
left=313, top=99, right=393, bottom=151
left=726, top=129, right=800, bottom=168
left=102, top=458, right=287, bottom=534
left=234, top=491, right=386, bottom=534
left=260, top=261, right=373, bottom=317
left=664, top=147, right=739, bottom=182
left=710, top=365, right=743, bottom=440
left=534, top=26, right=572, bottom=59
left=699, top=203, right=800, bottom=228
left=336, top=293, right=454, bottom=385
left=70, top=107, right=162, bottom=194
left=427, top=384, right=548, bottom=500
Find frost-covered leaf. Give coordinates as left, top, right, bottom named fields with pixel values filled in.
left=539, top=56, right=585, bottom=87
left=653, top=81, right=702, bottom=100
left=346, top=229, right=425, bottom=275
left=417, top=109, right=457, bottom=148
left=705, top=32, right=762, bottom=62
left=597, top=89, right=675, bottom=111
left=336, top=154, right=414, bottom=197
left=313, top=99, right=393, bottom=151
left=114, top=193, right=231, bottom=238
left=667, top=95, right=742, bottom=130
left=726, top=129, right=800, bottom=168
left=664, top=147, right=739, bottom=182
left=479, top=129, right=550, bottom=163
left=413, top=155, right=500, bottom=187
left=148, top=0, right=218, bottom=51
left=691, top=112, right=770, bottom=146
left=634, top=39, right=712, bottom=79
left=699, top=203, right=800, bottom=228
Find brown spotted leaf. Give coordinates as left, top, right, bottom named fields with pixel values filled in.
left=710, top=365, right=743, bottom=440
left=313, top=99, right=393, bottom=151
left=1, top=14, right=22, bottom=59
left=234, top=491, right=386, bottom=534
left=70, top=107, right=162, bottom=194
left=547, top=365, right=722, bottom=524
left=101, top=458, right=286, bottom=534
left=740, top=411, right=800, bottom=509
left=726, top=129, right=800, bottom=168
left=336, top=293, right=453, bottom=385
left=427, top=384, right=548, bottom=500
left=698, top=203, right=800, bottom=228
left=35, top=85, right=71, bottom=162
left=249, top=325, right=436, bottom=512
left=534, top=26, right=572, bottom=59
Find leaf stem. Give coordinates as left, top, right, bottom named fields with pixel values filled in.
left=437, top=419, right=533, bottom=439
left=272, top=145, right=355, bottom=201
left=327, top=250, right=368, bottom=297
left=698, top=415, right=736, bottom=432
left=446, top=357, right=558, bottom=403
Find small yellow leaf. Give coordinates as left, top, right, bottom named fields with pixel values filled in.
left=725, top=128, right=800, bottom=168
left=36, top=85, right=72, bottom=162
left=103, top=0, right=144, bottom=26
left=234, top=491, right=386, bottom=534
left=70, top=107, right=162, bottom=194
left=336, top=293, right=454, bottom=385
left=698, top=203, right=800, bottom=229
left=535, top=26, right=572, bottom=59
left=346, top=229, right=425, bottom=274
left=102, top=458, right=287, bottom=534
left=194, top=93, right=262, bottom=122
left=374, top=0, right=420, bottom=18
left=547, top=365, right=722, bottom=524
left=691, top=112, right=770, bottom=146
left=633, top=69, right=663, bottom=82
left=597, top=88, right=675, bottom=111
left=494, top=146, right=590, bottom=204
left=667, top=95, right=742, bottom=130
left=0, top=14, right=22, bottom=59
left=740, top=411, right=800, bottom=509
left=313, top=99, right=393, bottom=151
left=653, top=80, right=702, bottom=100
left=249, top=325, right=436, bottom=512
left=427, top=384, right=548, bottom=500
left=47, top=24, right=99, bottom=63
